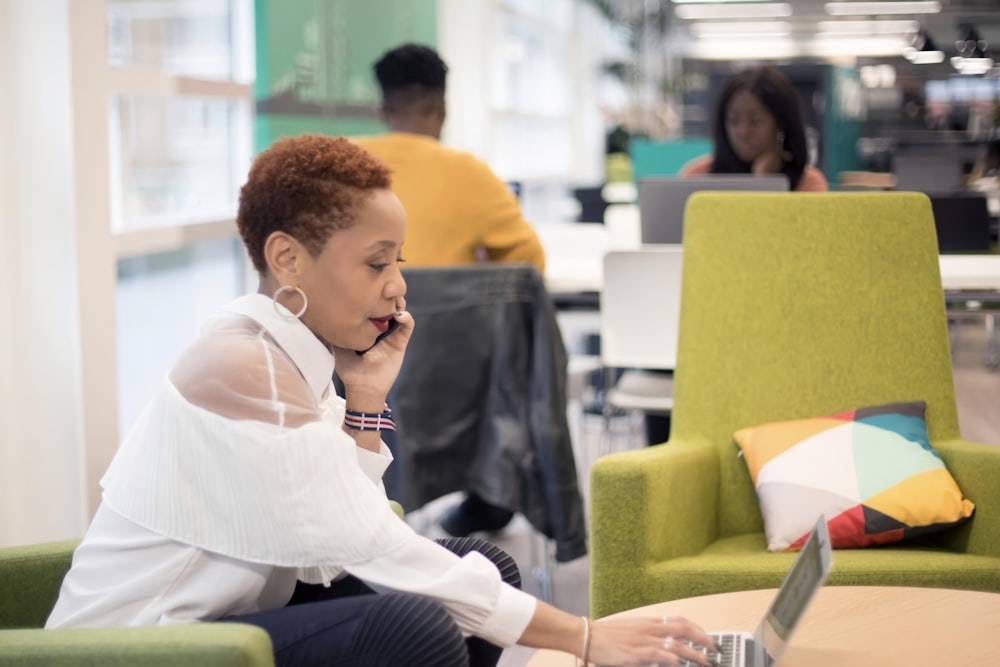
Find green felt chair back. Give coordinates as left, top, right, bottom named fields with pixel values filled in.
left=673, top=192, right=959, bottom=536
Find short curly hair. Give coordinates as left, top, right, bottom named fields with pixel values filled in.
left=237, top=134, right=392, bottom=274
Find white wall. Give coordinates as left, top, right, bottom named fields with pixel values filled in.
left=0, top=0, right=89, bottom=546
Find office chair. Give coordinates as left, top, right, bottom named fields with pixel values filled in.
left=598, top=247, right=683, bottom=457
left=387, top=264, right=587, bottom=566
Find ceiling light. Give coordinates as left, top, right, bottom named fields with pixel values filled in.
left=671, top=0, right=769, bottom=3
left=811, top=35, right=910, bottom=57
left=952, top=24, right=992, bottom=75
left=902, top=28, right=944, bottom=64
left=674, top=3, right=792, bottom=20
left=818, top=19, right=919, bottom=35
left=687, top=37, right=797, bottom=60
left=952, top=57, right=994, bottom=74
left=908, top=50, right=945, bottom=64
left=689, top=21, right=791, bottom=37
left=824, top=2, right=941, bottom=15
left=955, top=24, right=989, bottom=59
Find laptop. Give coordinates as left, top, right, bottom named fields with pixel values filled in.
left=638, top=175, right=789, bottom=244
left=929, top=193, right=993, bottom=253
left=708, top=517, right=833, bottom=667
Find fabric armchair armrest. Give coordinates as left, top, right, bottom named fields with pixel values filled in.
left=389, top=500, right=404, bottom=519
left=0, top=623, right=274, bottom=667
left=932, top=438, right=1000, bottom=557
left=589, top=440, right=719, bottom=618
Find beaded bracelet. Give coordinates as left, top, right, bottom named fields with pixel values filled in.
left=343, top=406, right=396, bottom=432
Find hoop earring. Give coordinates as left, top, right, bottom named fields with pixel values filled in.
left=776, top=130, right=792, bottom=161
left=272, top=284, right=308, bottom=319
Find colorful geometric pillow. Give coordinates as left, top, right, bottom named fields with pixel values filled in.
left=733, top=401, right=975, bottom=551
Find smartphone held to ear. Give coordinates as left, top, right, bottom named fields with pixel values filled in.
left=356, top=316, right=400, bottom=355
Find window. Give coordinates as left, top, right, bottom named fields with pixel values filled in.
left=104, top=0, right=255, bottom=433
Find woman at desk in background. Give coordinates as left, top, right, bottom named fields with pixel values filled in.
left=46, top=135, right=718, bottom=667
left=682, top=65, right=828, bottom=192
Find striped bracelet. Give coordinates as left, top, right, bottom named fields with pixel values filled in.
left=343, top=406, right=396, bottom=432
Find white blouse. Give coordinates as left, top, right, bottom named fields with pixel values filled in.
left=45, top=294, right=536, bottom=647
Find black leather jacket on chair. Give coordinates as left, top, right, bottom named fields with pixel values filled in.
left=387, top=264, right=586, bottom=562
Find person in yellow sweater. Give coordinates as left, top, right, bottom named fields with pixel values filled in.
left=354, top=43, right=545, bottom=272
left=354, top=44, right=546, bottom=538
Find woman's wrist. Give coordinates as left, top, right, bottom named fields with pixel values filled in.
left=343, top=405, right=395, bottom=432
left=343, top=388, right=388, bottom=415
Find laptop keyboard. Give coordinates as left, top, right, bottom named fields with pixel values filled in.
left=710, top=633, right=745, bottom=667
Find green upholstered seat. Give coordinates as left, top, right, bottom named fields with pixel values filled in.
left=0, top=501, right=405, bottom=664
left=0, top=538, right=275, bottom=666
left=589, top=192, right=1000, bottom=618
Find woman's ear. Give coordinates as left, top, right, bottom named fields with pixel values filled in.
left=262, top=231, right=302, bottom=283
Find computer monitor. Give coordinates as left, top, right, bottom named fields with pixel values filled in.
left=929, top=193, right=993, bottom=253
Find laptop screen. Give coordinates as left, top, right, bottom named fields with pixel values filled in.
left=758, top=519, right=832, bottom=663
left=638, top=176, right=789, bottom=244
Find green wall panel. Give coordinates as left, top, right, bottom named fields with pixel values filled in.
left=823, top=65, right=865, bottom=185
left=630, top=137, right=713, bottom=181
left=254, top=0, right=437, bottom=151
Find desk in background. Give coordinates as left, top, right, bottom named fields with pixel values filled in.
left=541, top=223, right=1000, bottom=294
left=537, top=222, right=606, bottom=309
left=939, top=254, right=1000, bottom=366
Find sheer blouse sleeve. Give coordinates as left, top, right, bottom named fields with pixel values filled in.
left=169, top=318, right=321, bottom=428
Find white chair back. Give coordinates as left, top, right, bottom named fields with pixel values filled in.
left=601, top=246, right=683, bottom=371
left=603, top=204, right=641, bottom=250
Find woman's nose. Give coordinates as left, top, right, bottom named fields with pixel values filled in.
left=386, top=269, right=406, bottom=300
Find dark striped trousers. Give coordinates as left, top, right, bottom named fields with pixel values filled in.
left=224, top=537, right=522, bottom=667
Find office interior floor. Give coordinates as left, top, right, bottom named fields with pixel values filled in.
left=404, top=315, right=1000, bottom=667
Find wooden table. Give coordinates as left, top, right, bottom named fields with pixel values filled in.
left=526, top=586, right=1000, bottom=666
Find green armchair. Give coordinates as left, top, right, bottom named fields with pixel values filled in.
left=590, top=192, right=1000, bottom=618
left=0, top=502, right=406, bottom=664
left=0, top=539, right=274, bottom=666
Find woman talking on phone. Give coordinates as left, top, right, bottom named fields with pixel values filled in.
left=682, top=65, right=828, bottom=192
left=45, top=135, right=717, bottom=667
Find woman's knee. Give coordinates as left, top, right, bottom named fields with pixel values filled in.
left=356, top=593, right=468, bottom=667
left=436, top=536, right=521, bottom=590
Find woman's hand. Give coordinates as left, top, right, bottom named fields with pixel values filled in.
left=332, top=299, right=413, bottom=409
left=588, top=615, right=720, bottom=666
left=752, top=145, right=785, bottom=176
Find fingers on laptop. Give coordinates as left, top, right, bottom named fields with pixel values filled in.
left=661, top=639, right=720, bottom=667
left=659, top=616, right=722, bottom=667
left=590, top=616, right=717, bottom=666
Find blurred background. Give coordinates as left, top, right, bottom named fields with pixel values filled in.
left=4, top=0, right=1000, bottom=548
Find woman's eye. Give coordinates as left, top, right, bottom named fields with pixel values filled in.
left=370, top=263, right=389, bottom=272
